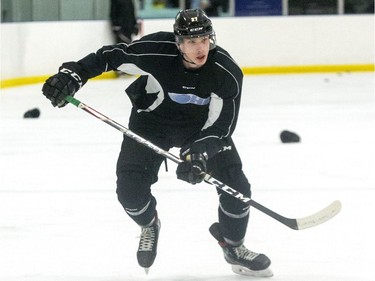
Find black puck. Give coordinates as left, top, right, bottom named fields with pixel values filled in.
left=280, top=130, right=300, bottom=143
left=23, top=108, right=40, bottom=118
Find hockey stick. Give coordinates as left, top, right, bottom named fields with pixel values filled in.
left=65, top=95, right=341, bottom=230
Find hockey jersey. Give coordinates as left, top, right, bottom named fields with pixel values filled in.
left=62, top=31, right=243, bottom=156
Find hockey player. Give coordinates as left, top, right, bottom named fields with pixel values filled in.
left=41, top=8, right=272, bottom=277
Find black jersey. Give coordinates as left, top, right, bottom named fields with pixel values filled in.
left=66, top=31, right=243, bottom=154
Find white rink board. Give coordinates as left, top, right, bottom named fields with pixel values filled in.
left=1, top=15, right=373, bottom=79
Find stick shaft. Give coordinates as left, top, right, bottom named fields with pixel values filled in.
left=66, top=96, right=253, bottom=206
left=66, top=96, right=181, bottom=164
left=65, top=95, right=341, bottom=230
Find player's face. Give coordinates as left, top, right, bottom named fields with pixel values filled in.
left=180, top=36, right=210, bottom=69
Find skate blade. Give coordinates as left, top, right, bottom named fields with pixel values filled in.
left=231, top=264, right=273, bottom=277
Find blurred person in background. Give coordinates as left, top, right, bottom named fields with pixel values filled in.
left=110, top=0, right=141, bottom=44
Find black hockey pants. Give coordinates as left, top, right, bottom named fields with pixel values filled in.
left=116, top=128, right=252, bottom=243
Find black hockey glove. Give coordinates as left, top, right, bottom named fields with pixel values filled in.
left=176, top=153, right=207, bottom=185
left=42, top=68, right=82, bottom=108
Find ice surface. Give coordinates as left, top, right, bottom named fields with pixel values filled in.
left=1, top=73, right=374, bottom=280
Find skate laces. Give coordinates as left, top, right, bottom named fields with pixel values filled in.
left=138, top=224, right=157, bottom=252
left=233, top=245, right=259, bottom=261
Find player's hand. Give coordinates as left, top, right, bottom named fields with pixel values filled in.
left=176, top=153, right=207, bottom=185
left=42, top=68, right=82, bottom=108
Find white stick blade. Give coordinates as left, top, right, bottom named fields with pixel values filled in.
left=296, top=200, right=342, bottom=230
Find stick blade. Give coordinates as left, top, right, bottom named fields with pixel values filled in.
left=296, top=200, right=342, bottom=230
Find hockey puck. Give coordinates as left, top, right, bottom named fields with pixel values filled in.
left=280, top=130, right=300, bottom=143
left=23, top=108, right=40, bottom=118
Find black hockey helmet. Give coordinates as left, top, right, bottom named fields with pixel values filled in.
left=174, top=8, right=216, bottom=49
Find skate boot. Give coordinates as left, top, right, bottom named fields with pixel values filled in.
left=137, top=216, right=161, bottom=274
left=209, top=222, right=273, bottom=277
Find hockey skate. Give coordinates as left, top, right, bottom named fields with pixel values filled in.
left=137, top=217, right=161, bottom=274
left=209, top=223, right=273, bottom=277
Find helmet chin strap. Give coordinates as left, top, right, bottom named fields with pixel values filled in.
left=182, top=55, right=196, bottom=65
left=177, top=44, right=196, bottom=65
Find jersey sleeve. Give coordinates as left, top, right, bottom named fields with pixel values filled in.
left=58, top=32, right=177, bottom=82
left=190, top=52, right=243, bottom=158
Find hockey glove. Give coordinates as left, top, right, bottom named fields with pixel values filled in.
left=42, top=68, right=83, bottom=108
left=176, top=153, right=207, bottom=185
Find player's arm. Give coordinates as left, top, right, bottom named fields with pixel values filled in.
left=189, top=67, right=243, bottom=157
left=176, top=67, right=243, bottom=185
left=41, top=43, right=141, bottom=107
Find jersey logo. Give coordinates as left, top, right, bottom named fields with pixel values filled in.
left=222, top=145, right=232, bottom=151
left=168, top=92, right=210, bottom=106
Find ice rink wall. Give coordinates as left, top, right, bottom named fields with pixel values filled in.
left=1, top=15, right=374, bottom=88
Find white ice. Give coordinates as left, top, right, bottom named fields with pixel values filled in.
left=1, top=73, right=374, bottom=281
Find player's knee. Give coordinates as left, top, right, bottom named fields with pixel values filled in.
left=116, top=167, right=153, bottom=208
left=217, top=165, right=251, bottom=213
left=218, top=165, right=251, bottom=196
left=116, top=168, right=158, bottom=225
